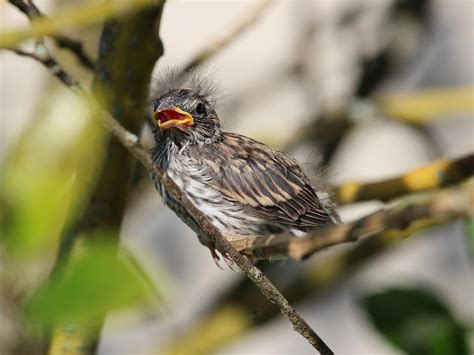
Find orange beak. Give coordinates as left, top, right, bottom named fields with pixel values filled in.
left=154, top=107, right=194, bottom=129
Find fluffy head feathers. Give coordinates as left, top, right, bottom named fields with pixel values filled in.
left=149, top=68, right=221, bottom=108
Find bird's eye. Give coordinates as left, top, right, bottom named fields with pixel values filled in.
left=196, top=102, right=205, bottom=115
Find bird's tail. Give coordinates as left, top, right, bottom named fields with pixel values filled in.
left=316, top=190, right=342, bottom=224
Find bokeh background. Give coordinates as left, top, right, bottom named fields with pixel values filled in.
left=1, top=0, right=473, bottom=354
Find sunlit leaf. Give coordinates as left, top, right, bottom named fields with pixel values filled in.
left=25, top=240, right=158, bottom=326
left=361, top=288, right=469, bottom=355
left=0, top=89, right=107, bottom=256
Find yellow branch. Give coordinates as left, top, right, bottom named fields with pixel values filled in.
left=335, top=153, right=473, bottom=204
left=0, top=0, right=156, bottom=48
left=377, top=86, right=474, bottom=124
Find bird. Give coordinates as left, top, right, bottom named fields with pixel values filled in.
left=150, top=72, right=340, bottom=267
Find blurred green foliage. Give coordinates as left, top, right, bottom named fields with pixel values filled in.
left=0, top=90, right=106, bottom=256
left=25, top=239, right=156, bottom=327
left=0, top=88, right=163, bottom=342
left=361, top=288, right=470, bottom=355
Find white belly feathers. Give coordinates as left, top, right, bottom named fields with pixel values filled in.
left=164, top=151, right=263, bottom=234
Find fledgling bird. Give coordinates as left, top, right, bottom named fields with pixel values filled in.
left=150, top=73, right=340, bottom=266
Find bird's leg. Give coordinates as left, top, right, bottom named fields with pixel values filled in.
left=220, top=234, right=261, bottom=270
left=222, top=234, right=257, bottom=265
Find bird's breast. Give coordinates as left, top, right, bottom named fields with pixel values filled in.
left=161, top=154, right=260, bottom=234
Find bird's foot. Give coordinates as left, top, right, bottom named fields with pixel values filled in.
left=208, top=247, right=240, bottom=271
left=209, top=248, right=224, bottom=270
left=198, top=234, right=240, bottom=271
left=222, top=234, right=257, bottom=266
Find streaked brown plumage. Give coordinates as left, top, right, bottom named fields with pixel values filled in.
left=150, top=73, right=340, bottom=264
left=199, top=133, right=332, bottom=230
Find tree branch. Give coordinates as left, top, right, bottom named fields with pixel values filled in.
left=334, top=153, right=474, bottom=204
left=10, top=45, right=81, bottom=88
left=5, top=4, right=333, bottom=354
left=182, top=0, right=275, bottom=72
left=231, top=179, right=474, bottom=261
left=376, top=87, right=474, bottom=124
left=8, top=0, right=95, bottom=70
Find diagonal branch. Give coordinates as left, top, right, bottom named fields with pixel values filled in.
left=4, top=7, right=333, bottom=355
left=232, top=179, right=474, bottom=261
left=10, top=45, right=80, bottom=88
left=8, top=0, right=95, bottom=70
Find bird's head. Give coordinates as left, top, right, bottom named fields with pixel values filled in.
left=151, top=74, right=222, bottom=146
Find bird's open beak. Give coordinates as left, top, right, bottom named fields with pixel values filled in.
left=154, top=107, right=194, bottom=130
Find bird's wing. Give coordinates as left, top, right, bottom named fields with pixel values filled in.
left=201, top=133, right=333, bottom=230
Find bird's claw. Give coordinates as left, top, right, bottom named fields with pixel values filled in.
left=210, top=248, right=224, bottom=270
left=209, top=248, right=240, bottom=271
left=223, top=253, right=240, bottom=272
left=199, top=234, right=242, bottom=271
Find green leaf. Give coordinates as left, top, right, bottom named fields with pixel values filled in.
left=360, top=288, right=469, bottom=355
left=24, top=241, right=158, bottom=326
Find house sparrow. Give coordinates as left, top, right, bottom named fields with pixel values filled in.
left=150, top=73, right=340, bottom=266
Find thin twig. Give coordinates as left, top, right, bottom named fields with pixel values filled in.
left=8, top=0, right=95, bottom=70
left=182, top=0, right=275, bottom=72
left=5, top=7, right=333, bottom=354
left=11, top=45, right=80, bottom=88
left=231, top=179, right=474, bottom=261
